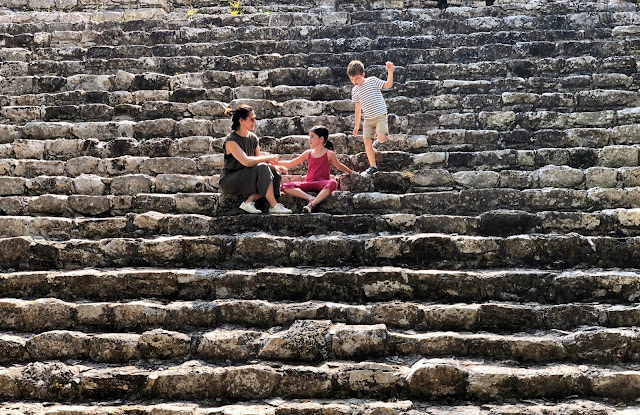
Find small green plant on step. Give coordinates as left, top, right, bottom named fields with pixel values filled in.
left=229, top=0, right=243, bottom=15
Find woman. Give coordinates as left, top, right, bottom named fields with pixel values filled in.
left=219, top=104, right=292, bottom=214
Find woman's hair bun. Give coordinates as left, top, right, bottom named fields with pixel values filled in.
left=224, top=107, right=234, bottom=117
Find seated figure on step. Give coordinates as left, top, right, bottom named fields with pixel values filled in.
left=219, top=104, right=293, bottom=215
left=277, top=126, right=354, bottom=213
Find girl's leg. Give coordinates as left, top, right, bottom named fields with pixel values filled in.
left=308, top=187, right=331, bottom=207
left=283, top=187, right=314, bottom=201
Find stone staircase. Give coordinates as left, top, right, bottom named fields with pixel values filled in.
left=3, top=0, right=640, bottom=413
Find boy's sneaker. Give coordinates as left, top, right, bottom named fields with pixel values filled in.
left=361, top=167, right=379, bottom=177
left=239, top=201, right=261, bottom=214
left=372, top=139, right=385, bottom=150
left=268, top=203, right=293, bottom=215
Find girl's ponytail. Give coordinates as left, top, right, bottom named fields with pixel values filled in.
left=324, top=140, right=334, bottom=151
left=310, top=125, right=333, bottom=150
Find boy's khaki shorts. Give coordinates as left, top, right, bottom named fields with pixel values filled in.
left=363, top=114, right=389, bottom=139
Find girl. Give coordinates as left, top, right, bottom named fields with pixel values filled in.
left=219, top=104, right=292, bottom=214
left=278, top=126, right=354, bottom=213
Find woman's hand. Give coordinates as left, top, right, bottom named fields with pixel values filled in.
left=275, top=165, right=288, bottom=174
left=269, top=155, right=279, bottom=164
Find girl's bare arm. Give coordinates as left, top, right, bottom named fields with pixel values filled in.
left=328, top=151, right=353, bottom=173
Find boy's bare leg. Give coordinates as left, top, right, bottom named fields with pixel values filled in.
left=377, top=133, right=387, bottom=144
left=283, top=187, right=314, bottom=201
left=363, top=137, right=377, bottom=168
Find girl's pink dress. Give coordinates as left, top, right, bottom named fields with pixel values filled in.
left=281, top=150, right=338, bottom=193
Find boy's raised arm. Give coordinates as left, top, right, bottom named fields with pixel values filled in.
left=383, top=61, right=394, bottom=89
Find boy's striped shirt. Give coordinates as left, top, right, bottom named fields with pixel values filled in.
left=351, top=77, right=387, bottom=119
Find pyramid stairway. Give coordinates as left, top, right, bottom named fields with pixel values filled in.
left=3, top=0, right=640, bottom=413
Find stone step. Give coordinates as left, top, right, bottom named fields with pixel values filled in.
left=1, top=325, right=639, bottom=365
left=5, top=207, right=640, bottom=240
left=1, top=358, right=640, bottom=402
left=1, top=162, right=639, bottom=197
left=0, top=3, right=632, bottom=30
left=2, top=142, right=639, bottom=173
left=0, top=400, right=633, bottom=415
left=0, top=294, right=639, bottom=333
left=2, top=266, right=639, bottom=304
left=2, top=53, right=637, bottom=93
left=4, top=231, right=640, bottom=270
left=1, top=116, right=639, bottom=149
left=2, top=187, right=640, bottom=217
left=3, top=93, right=640, bottom=124
left=0, top=27, right=618, bottom=63
left=1, top=37, right=636, bottom=77
left=0, top=25, right=618, bottom=56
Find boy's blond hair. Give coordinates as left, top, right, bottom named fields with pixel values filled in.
left=347, top=60, right=365, bottom=77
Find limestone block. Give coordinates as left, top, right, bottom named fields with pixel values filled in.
left=67, top=195, right=110, bottom=216
left=64, top=75, right=111, bottom=92
left=141, top=101, right=188, bottom=119
left=502, top=92, right=540, bottom=106
left=0, top=158, right=18, bottom=176
left=147, top=362, right=225, bottom=400
left=71, top=121, right=135, bottom=140
left=331, top=323, right=388, bottom=358
left=536, top=165, right=584, bottom=188
left=411, top=169, right=453, bottom=187
left=0, top=125, right=22, bottom=143
left=0, top=177, right=25, bottom=196
left=29, top=194, right=70, bottom=215
left=73, top=174, right=106, bottom=196
left=259, top=320, right=331, bottom=361
left=413, top=152, right=446, bottom=166
left=134, top=119, right=176, bottom=139
left=176, top=119, right=211, bottom=137
left=453, top=171, right=499, bottom=188
left=565, top=128, right=610, bottom=148
left=26, top=331, right=89, bottom=360
left=139, top=329, right=191, bottom=359
left=133, top=90, right=171, bottom=105
left=0, top=145, right=12, bottom=159
left=89, top=333, right=140, bottom=362
left=45, top=139, right=83, bottom=159
left=423, top=94, right=461, bottom=110
left=407, top=359, right=468, bottom=398
left=337, top=362, right=403, bottom=395
left=170, top=73, right=206, bottom=90
left=466, top=365, right=512, bottom=400
left=155, top=174, right=206, bottom=193
left=140, top=236, right=184, bottom=264
left=568, top=110, right=615, bottom=128
left=281, top=99, right=326, bottom=117
left=198, top=328, right=261, bottom=360
left=1, top=106, right=41, bottom=122
left=585, top=167, right=617, bottom=189
left=612, top=124, right=640, bottom=145
left=110, top=175, right=153, bottom=195
left=478, top=111, right=516, bottom=129
left=66, top=156, right=106, bottom=177
left=599, top=145, right=639, bottom=168
left=140, top=157, right=196, bottom=175
left=439, top=112, right=476, bottom=129
left=353, top=192, right=402, bottom=211
left=593, top=73, right=633, bottom=89
left=236, top=233, right=290, bottom=265
left=618, top=167, right=640, bottom=187
left=19, top=361, right=79, bottom=400
left=0, top=48, right=31, bottom=62
left=0, top=334, right=27, bottom=363
left=186, top=100, right=227, bottom=117
left=616, top=107, right=640, bottom=126
left=113, top=70, right=135, bottom=91
left=234, top=86, right=265, bottom=100
left=112, top=301, right=167, bottom=330
left=195, top=154, right=223, bottom=173
left=166, top=214, right=210, bottom=236
left=174, top=193, right=218, bottom=214
left=577, top=89, right=640, bottom=108
left=132, top=211, right=165, bottom=232
left=618, top=208, right=640, bottom=227
left=109, top=91, right=133, bottom=106
left=224, top=365, right=279, bottom=399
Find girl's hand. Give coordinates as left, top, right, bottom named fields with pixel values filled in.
left=269, top=155, right=279, bottom=164
left=275, top=165, right=288, bottom=174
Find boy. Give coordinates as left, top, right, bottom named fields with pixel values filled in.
left=348, top=60, right=394, bottom=176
